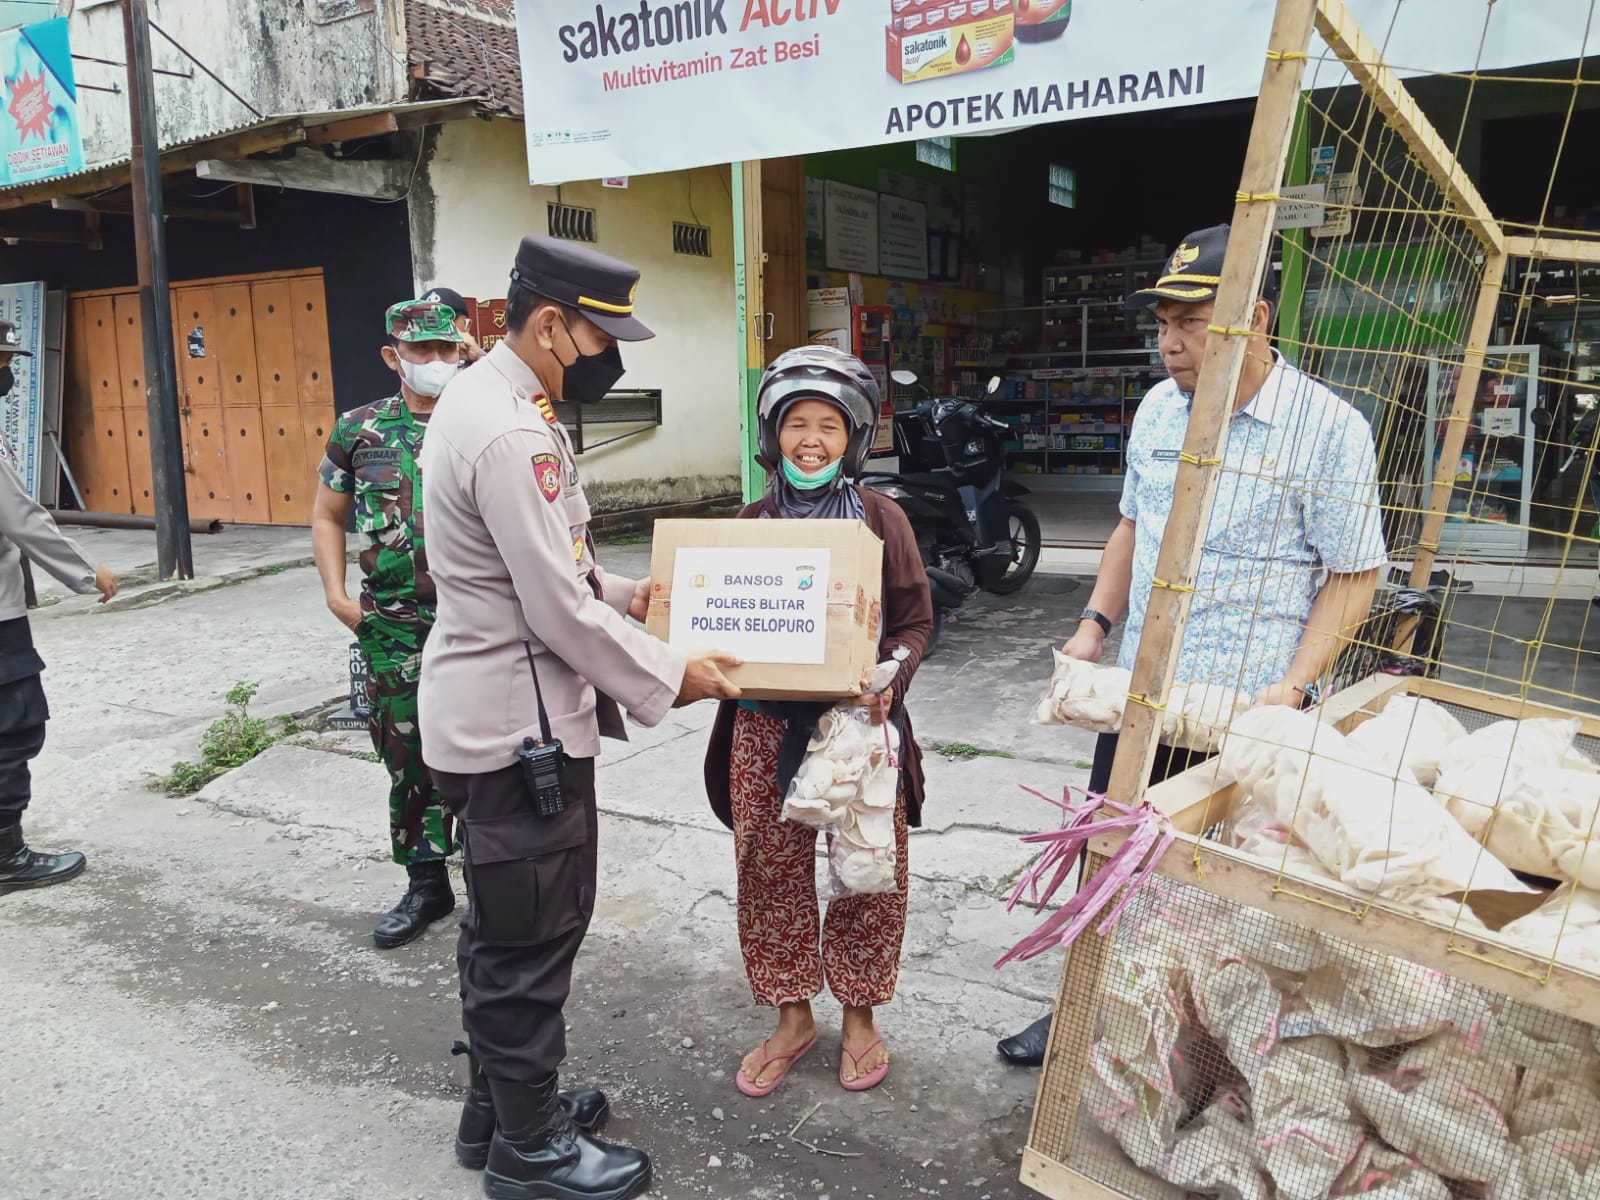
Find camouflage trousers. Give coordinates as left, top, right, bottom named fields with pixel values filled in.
left=356, top=614, right=457, bottom=866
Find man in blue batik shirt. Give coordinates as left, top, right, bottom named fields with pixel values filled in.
left=998, top=223, right=1388, bottom=1067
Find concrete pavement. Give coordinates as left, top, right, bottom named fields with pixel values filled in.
left=0, top=540, right=1099, bottom=1200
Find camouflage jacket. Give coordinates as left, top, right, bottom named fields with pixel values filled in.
left=320, top=395, right=434, bottom=628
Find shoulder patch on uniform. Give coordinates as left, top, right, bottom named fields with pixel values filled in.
left=532, top=453, right=562, bottom=502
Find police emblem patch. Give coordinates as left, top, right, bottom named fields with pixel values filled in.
left=532, top=453, right=562, bottom=502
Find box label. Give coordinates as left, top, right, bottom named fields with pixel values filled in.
left=669, top=547, right=833, bottom=664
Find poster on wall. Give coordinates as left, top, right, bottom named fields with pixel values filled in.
left=0, top=282, right=46, bottom=500
left=804, top=177, right=825, bottom=269
left=513, top=0, right=1590, bottom=183
left=1, top=18, right=85, bottom=187
left=472, top=299, right=509, bottom=353
left=824, top=181, right=878, bottom=275
left=879, top=195, right=928, bottom=281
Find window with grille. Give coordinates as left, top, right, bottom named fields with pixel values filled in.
left=547, top=203, right=597, bottom=242
left=672, top=222, right=712, bottom=257
left=1048, top=164, right=1077, bottom=209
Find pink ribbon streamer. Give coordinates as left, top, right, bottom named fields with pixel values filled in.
left=995, top=784, right=1176, bottom=968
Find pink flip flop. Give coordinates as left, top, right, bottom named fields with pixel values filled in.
left=735, top=1035, right=817, bottom=1098
left=839, top=1038, right=890, bottom=1092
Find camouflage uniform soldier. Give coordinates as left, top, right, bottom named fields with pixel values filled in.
left=311, top=299, right=464, bottom=948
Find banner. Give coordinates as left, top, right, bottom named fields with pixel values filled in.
left=1, top=17, right=84, bottom=187
left=516, top=0, right=1593, bottom=183
left=0, top=281, right=46, bottom=500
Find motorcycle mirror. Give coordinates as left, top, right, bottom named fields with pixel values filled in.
left=985, top=376, right=1002, bottom=396
left=891, top=370, right=919, bottom=386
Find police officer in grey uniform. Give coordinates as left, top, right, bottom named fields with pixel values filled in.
left=420, top=237, right=740, bottom=1200
left=0, top=318, right=120, bottom=893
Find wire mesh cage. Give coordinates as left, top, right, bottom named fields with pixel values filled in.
left=1024, top=0, right=1600, bottom=1196
left=1028, top=870, right=1600, bottom=1200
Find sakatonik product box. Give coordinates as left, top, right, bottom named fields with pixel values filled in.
left=886, top=0, right=1015, bottom=85
left=646, top=518, right=885, bottom=702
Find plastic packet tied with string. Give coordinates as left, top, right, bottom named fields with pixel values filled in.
left=1032, top=651, right=1248, bottom=752
left=780, top=649, right=907, bottom=898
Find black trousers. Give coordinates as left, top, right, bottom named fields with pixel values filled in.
left=1087, top=731, right=1205, bottom=796
left=434, top=757, right=598, bottom=1082
left=0, top=676, right=48, bottom=824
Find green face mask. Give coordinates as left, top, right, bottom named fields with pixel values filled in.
left=781, top=455, right=842, bottom=490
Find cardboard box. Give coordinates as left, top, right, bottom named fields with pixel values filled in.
left=646, top=518, right=883, bottom=702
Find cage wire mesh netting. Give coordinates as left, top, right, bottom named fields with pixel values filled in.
left=1056, top=878, right=1600, bottom=1200
left=1025, top=1, right=1600, bottom=1197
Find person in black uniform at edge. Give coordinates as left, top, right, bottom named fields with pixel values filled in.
left=0, top=318, right=120, bottom=893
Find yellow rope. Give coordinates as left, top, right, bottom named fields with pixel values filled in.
left=1150, top=578, right=1197, bottom=595
left=1124, top=693, right=1166, bottom=714
left=1235, top=190, right=1284, bottom=203
left=1205, top=324, right=1255, bottom=337
left=1265, top=49, right=1307, bottom=62
left=1178, top=452, right=1222, bottom=467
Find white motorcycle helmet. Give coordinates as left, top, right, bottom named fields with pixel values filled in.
left=756, top=344, right=881, bottom=478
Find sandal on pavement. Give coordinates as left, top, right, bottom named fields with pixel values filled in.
left=839, top=1038, right=890, bottom=1092
left=736, top=1035, right=817, bottom=1098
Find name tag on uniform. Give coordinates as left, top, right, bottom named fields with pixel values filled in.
left=352, top=447, right=403, bottom=468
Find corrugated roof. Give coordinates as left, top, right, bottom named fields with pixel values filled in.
left=0, top=97, right=478, bottom=206
left=406, top=0, right=523, bottom=118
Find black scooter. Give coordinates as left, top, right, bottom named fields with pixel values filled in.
left=864, top=371, right=1043, bottom=651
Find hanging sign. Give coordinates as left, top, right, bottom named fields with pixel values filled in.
left=1, top=18, right=85, bottom=187
left=513, top=0, right=1593, bottom=183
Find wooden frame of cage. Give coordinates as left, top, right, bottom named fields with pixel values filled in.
left=1023, top=0, right=1600, bottom=1196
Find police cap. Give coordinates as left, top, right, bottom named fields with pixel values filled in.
left=420, top=286, right=470, bottom=323
left=0, top=319, right=32, bottom=356
left=510, top=234, right=654, bottom=342
left=1125, top=223, right=1278, bottom=310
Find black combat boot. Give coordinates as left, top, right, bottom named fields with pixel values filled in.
left=452, top=1042, right=609, bottom=1170
left=373, top=860, right=455, bottom=949
left=0, top=820, right=86, bottom=894
left=483, top=1074, right=649, bottom=1200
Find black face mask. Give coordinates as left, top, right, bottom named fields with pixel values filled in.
left=0, top=366, right=13, bottom=397
left=554, top=319, right=625, bottom=404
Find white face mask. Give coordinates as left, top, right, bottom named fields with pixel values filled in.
left=398, top=355, right=458, bottom=398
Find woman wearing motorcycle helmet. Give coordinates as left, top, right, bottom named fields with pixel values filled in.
left=702, top=344, right=933, bottom=1096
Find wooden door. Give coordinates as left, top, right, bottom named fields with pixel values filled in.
left=65, top=269, right=338, bottom=526
left=172, top=286, right=230, bottom=522
left=210, top=282, right=272, bottom=525
left=63, top=296, right=133, bottom=514
left=759, top=156, right=807, bottom=362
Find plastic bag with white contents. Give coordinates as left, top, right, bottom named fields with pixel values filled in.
left=1033, top=650, right=1130, bottom=733
left=823, top=714, right=901, bottom=899
left=1343, top=694, right=1468, bottom=787
left=1162, top=681, right=1251, bottom=754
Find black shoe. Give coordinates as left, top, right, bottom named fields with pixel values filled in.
left=997, top=1014, right=1052, bottom=1067
left=452, top=1042, right=609, bottom=1170
left=373, top=861, right=455, bottom=949
left=483, top=1074, right=650, bottom=1200
left=0, top=821, right=86, bottom=895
